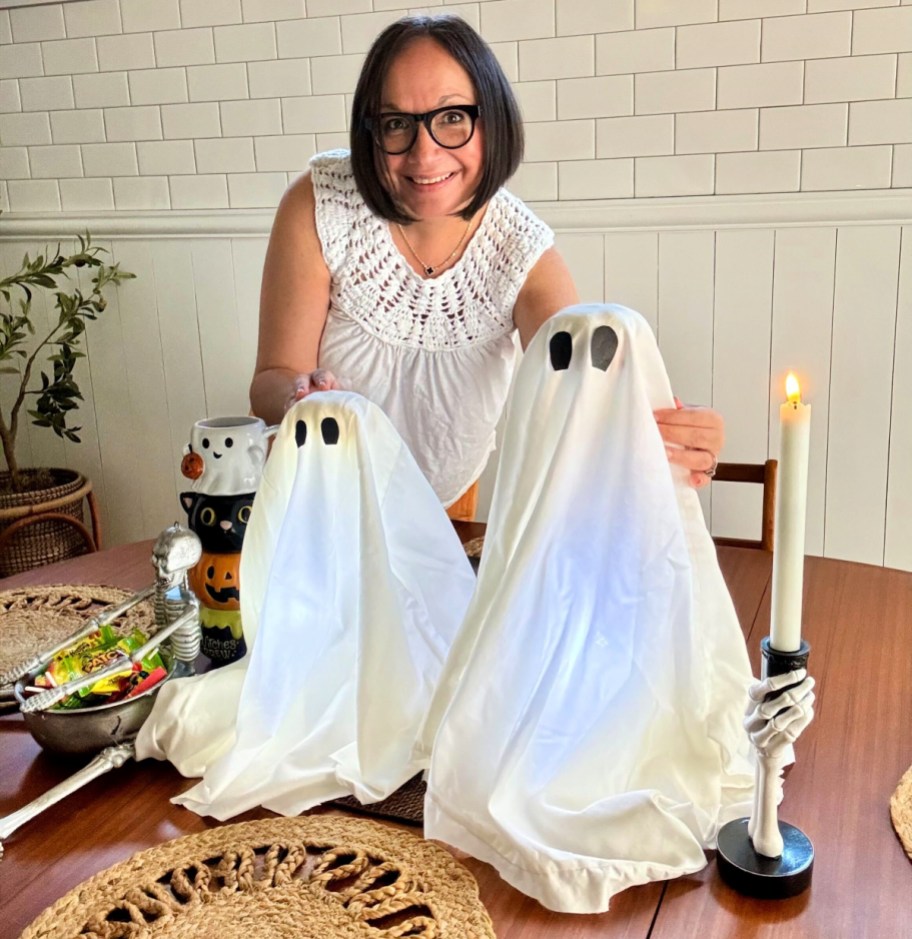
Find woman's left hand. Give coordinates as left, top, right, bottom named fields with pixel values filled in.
left=653, top=401, right=724, bottom=489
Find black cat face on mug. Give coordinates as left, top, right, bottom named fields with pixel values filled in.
left=180, top=492, right=253, bottom=553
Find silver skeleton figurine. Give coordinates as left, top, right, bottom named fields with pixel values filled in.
left=745, top=667, right=816, bottom=858
left=11, top=524, right=202, bottom=712
left=0, top=524, right=202, bottom=858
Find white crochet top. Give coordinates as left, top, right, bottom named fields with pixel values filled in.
left=312, top=150, right=554, bottom=505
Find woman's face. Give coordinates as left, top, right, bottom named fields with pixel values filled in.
left=378, top=37, right=484, bottom=221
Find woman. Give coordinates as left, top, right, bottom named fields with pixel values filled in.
left=249, top=14, right=721, bottom=508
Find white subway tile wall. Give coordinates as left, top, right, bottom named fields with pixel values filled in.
left=29, top=143, right=83, bottom=177
left=180, top=0, right=242, bottom=30
left=97, top=33, right=155, bottom=71
left=898, top=52, right=912, bottom=94
left=136, top=139, right=195, bottom=175
left=8, top=178, right=62, bottom=210
left=221, top=97, right=282, bottom=135
left=10, top=5, right=66, bottom=43
left=894, top=143, right=912, bottom=183
left=0, top=80, right=22, bottom=113
left=19, top=76, right=75, bottom=111
left=188, top=63, right=249, bottom=101
left=50, top=108, right=106, bottom=143
left=128, top=67, right=189, bottom=105
left=0, top=0, right=908, bottom=210
left=74, top=71, right=130, bottom=108
left=63, top=0, right=122, bottom=39
left=59, top=176, right=115, bottom=209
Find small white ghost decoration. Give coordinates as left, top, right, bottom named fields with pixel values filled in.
left=138, top=392, right=475, bottom=819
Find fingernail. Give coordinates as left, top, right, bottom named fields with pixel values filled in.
left=674, top=396, right=683, bottom=409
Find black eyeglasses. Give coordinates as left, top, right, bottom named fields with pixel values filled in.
left=366, top=105, right=481, bottom=155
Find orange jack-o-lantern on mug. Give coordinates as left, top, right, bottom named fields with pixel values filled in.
left=189, top=551, right=241, bottom=611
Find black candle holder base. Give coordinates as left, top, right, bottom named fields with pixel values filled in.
left=716, top=817, right=813, bottom=899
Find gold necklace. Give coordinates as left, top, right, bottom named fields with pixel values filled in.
left=397, top=220, right=472, bottom=277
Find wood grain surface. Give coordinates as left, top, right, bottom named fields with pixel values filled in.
left=0, top=541, right=909, bottom=939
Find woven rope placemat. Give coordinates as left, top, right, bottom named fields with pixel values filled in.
left=0, top=584, right=155, bottom=678
left=20, top=816, right=495, bottom=939
left=890, top=764, right=912, bottom=861
left=332, top=774, right=426, bottom=826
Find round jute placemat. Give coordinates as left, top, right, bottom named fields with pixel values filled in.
left=0, top=584, right=155, bottom=678
left=890, top=764, right=912, bottom=861
left=19, top=816, right=495, bottom=939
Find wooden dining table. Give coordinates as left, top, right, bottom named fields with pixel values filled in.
left=0, top=532, right=910, bottom=939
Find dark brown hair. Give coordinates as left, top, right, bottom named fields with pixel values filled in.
left=349, top=15, right=524, bottom=224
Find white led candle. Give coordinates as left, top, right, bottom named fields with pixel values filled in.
left=770, top=373, right=811, bottom=653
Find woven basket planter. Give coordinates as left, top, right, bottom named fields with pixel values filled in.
left=0, top=469, right=101, bottom=578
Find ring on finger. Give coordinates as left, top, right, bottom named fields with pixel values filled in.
left=704, top=452, right=718, bottom=478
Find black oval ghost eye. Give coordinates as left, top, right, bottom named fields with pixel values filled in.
left=591, top=325, right=618, bottom=371
left=321, top=417, right=340, bottom=445
left=201, top=437, right=210, bottom=449
left=295, top=420, right=307, bottom=447
left=225, top=437, right=233, bottom=448
left=200, top=507, right=217, bottom=526
left=550, top=331, right=572, bottom=371
left=238, top=505, right=251, bottom=523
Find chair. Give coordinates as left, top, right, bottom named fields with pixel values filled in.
left=711, top=459, right=778, bottom=551
left=446, top=480, right=479, bottom=522
left=0, top=476, right=102, bottom=577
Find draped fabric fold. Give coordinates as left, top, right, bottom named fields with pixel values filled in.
left=136, top=392, right=476, bottom=820
left=421, top=304, right=755, bottom=913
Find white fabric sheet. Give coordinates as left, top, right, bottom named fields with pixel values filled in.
left=422, top=304, right=755, bottom=913
left=136, top=391, right=476, bottom=820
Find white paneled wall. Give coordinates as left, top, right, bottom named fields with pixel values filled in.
left=1, top=0, right=911, bottom=570
left=2, top=197, right=910, bottom=569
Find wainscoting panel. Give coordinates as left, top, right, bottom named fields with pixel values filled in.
left=604, top=232, right=659, bottom=332
left=656, top=230, right=715, bottom=410
left=769, top=228, right=837, bottom=559
left=1, top=192, right=910, bottom=569
left=711, top=230, right=776, bottom=546
left=826, top=226, right=902, bottom=567
left=885, top=227, right=912, bottom=573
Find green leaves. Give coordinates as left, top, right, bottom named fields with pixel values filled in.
left=29, top=343, right=85, bottom=443
left=0, top=232, right=135, bottom=486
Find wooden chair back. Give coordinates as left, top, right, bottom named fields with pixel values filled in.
left=446, top=481, right=479, bottom=522
left=711, top=459, right=778, bottom=551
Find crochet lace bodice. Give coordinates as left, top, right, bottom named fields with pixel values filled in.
left=311, top=150, right=554, bottom=504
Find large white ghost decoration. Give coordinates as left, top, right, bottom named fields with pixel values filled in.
left=421, top=304, right=755, bottom=913
left=137, top=392, right=476, bottom=820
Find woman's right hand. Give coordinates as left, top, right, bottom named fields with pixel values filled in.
left=285, top=369, right=343, bottom=412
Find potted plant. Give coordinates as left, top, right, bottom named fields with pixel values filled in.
left=0, top=233, right=134, bottom=575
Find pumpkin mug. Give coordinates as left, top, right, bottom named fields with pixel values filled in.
left=189, top=550, right=247, bottom=664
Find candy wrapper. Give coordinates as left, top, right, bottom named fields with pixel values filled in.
left=33, top=627, right=166, bottom=710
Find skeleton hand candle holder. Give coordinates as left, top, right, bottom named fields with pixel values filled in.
left=717, top=637, right=816, bottom=899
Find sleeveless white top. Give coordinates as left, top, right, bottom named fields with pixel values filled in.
left=311, top=150, right=554, bottom=506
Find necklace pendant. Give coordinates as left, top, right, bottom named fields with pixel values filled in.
left=425, top=266, right=435, bottom=276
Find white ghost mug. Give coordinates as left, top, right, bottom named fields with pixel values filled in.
left=182, top=416, right=278, bottom=497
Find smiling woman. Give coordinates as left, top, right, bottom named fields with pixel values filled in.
left=248, top=14, right=725, bottom=512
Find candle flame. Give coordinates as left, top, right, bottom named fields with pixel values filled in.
left=785, top=372, right=801, bottom=404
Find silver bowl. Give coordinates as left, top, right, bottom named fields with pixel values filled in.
left=13, top=650, right=173, bottom=755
